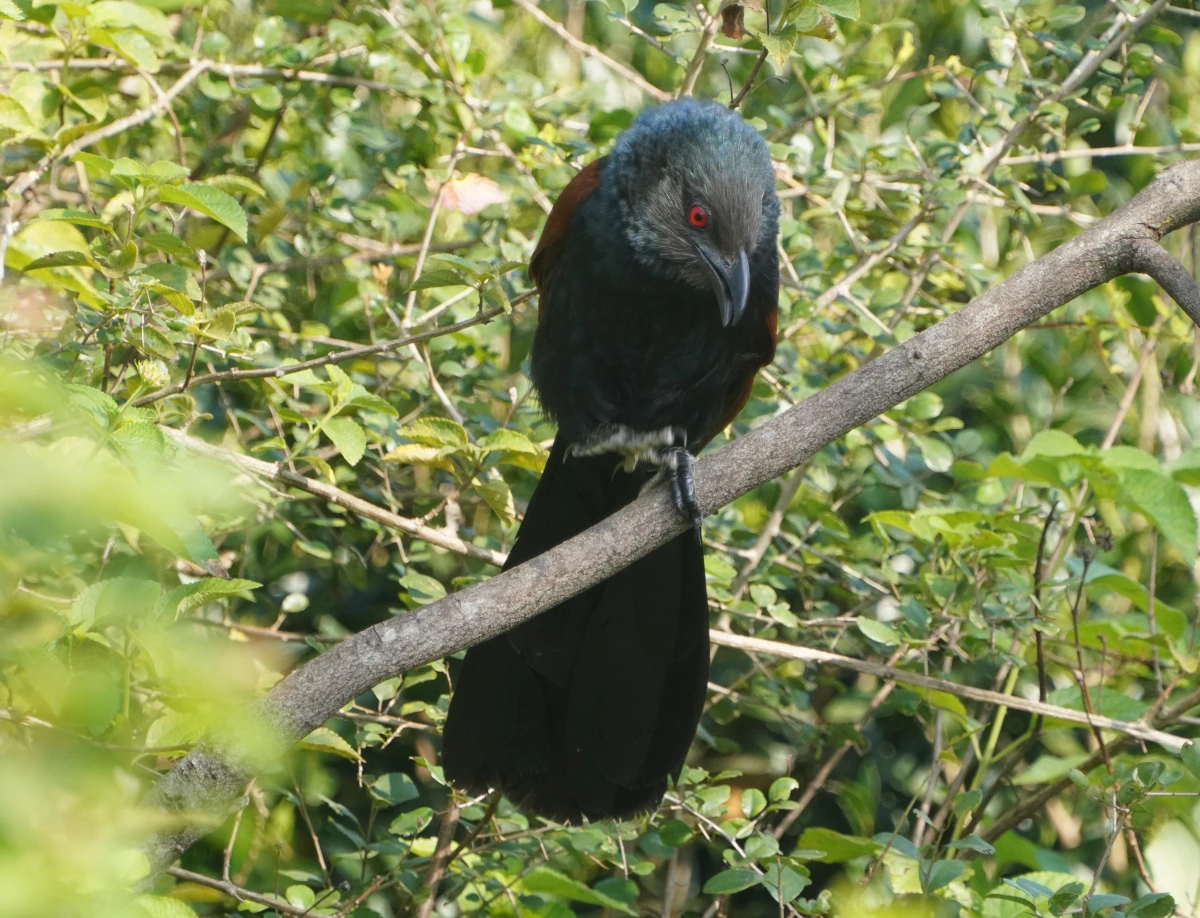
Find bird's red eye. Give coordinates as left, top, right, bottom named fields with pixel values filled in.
left=688, top=205, right=708, bottom=229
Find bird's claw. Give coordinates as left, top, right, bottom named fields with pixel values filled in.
left=662, top=447, right=702, bottom=533
left=575, top=424, right=702, bottom=530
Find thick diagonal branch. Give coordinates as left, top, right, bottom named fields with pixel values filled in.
left=141, top=159, right=1200, bottom=879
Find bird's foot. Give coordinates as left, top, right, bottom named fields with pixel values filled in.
left=569, top=425, right=703, bottom=529
left=658, top=447, right=702, bottom=532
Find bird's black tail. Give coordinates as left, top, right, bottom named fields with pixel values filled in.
left=442, top=436, right=709, bottom=823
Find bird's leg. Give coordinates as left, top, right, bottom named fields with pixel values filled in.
left=570, top=425, right=702, bottom=530
left=657, top=446, right=702, bottom=532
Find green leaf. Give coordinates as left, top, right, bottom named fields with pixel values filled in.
left=915, top=435, right=953, bottom=472
left=157, top=578, right=260, bottom=619
left=478, top=428, right=542, bottom=455
left=794, top=828, right=879, bottom=863
left=947, top=835, right=995, bottom=856
left=922, top=859, right=964, bottom=892
left=1182, top=742, right=1200, bottom=780
left=202, top=307, right=236, bottom=341
left=758, top=27, right=800, bottom=72
left=22, top=250, right=102, bottom=271
left=406, top=268, right=470, bottom=291
left=814, top=0, right=858, bottom=19
left=145, top=161, right=191, bottom=183
left=702, top=868, right=762, bottom=895
left=299, top=726, right=360, bottom=761
left=1127, top=893, right=1176, bottom=918
left=1047, top=5, right=1086, bottom=29
left=0, top=0, right=26, bottom=21
left=763, top=863, right=810, bottom=904
left=324, top=416, right=367, bottom=466
left=953, top=788, right=982, bottom=814
left=112, top=419, right=166, bottom=463
left=1013, top=754, right=1092, bottom=786
left=1118, top=468, right=1197, bottom=560
left=521, top=867, right=637, bottom=914
left=158, top=183, right=248, bottom=241
left=31, top=209, right=116, bottom=234
left=382, top=443, right=455, bottom=472
left=388, top=807, right=433, bottom=837
left=285, top=885, right=314, bottom=910
left=368, top=772, right=419, bottom=806
left=74, top=152, right=114, bottom=176
left=856, top=617, right=901, bottom=647
left=769, top=776, right=799, bottom=802
left=1049, top=882, right=1086, bottom=916
left=1168, top=447, right=1200, bottom=485
left=1087, top=894, right=1130, bottom=913
left=398, top=572, right=447, bottom=605
left=741, top=787, right=767, bottom=817
left=398, top=417, right=469, bottom=448
left=476, top=477, right=516, bottom=525
left=658, top=819, right=693, bottom=847
left=87, top=1, right=172, bottom=40
left=135, top=895, right=197, bottom=918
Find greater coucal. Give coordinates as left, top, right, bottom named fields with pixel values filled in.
left=442, top=99, right=780, bottom=822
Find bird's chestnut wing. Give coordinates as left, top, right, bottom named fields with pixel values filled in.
left=530, top=157, right=606, bottom=320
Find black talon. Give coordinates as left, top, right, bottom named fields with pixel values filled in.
left=665, top=447, right=702, bottom=534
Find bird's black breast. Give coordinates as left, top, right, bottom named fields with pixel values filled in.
left=530, top=194, right=770, bottom=447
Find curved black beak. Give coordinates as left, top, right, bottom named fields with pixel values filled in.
left=697, top=246, right=751, bottom=327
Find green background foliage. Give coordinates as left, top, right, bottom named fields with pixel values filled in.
left=3, top=0, right=1200, bottom=915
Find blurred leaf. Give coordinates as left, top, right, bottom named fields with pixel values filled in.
left=299, top=727, right=360, bottom=761
left=702, top=868, right=762, bottom=895
left=158, top=184, right=248, bottom=241
left=522, top=867, right=638, bottom=914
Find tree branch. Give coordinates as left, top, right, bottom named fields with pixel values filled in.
left=140, top=159, right=1200, bottom=881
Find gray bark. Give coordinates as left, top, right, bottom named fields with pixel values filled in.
left=142, top=159, right=1200, bottom=878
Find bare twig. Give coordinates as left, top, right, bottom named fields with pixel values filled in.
left=131, top=299, right=524, bottom=407
left=1003, top=142, right=1200, bottom=166
left=415, top=805, right=460, bottom=918
left=0, top=58, right=416, bottom=94
left=163, top=429, right=506, bottom=567
left=509, top=0, right=671, bottom=101
left=677, top=1, right=728, bottom=97
left=167, top=866, right=310, bottom=917
left=4, top=62, right=209, bottom=203
left=711, top=631, right=1189, bottom=750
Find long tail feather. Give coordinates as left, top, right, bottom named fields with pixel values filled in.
left=442, top=437, right=708, bottom=823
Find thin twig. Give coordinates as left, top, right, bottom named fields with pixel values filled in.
left=677, top=1, right=728, bottom=97
left=167, top=866, right=310, bottom=917
left=131, top=299, right=524, bottom=407
left=163, top=428, right=506, bottom=567
left=5, top=62, right=209, bottom=203
left=710, top=631, right=1191, bottom=750
left=509, top=0, right=671, bottom=101
left=414, top=805, right=460, bottom=918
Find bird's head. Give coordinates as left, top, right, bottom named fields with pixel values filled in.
left=610, top=98, right=778, bottom=327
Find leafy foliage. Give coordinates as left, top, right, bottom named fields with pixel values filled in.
left=2, top=0, right=1200, bottom=916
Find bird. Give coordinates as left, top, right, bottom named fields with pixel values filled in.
left=441, top=98, right=780, bottom=823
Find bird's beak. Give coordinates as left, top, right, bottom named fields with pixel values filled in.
left=697, top=247, right=751, bottom=327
